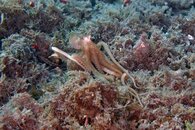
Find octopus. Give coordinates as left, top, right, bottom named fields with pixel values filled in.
left=51, top=36, right=143, bottom=106
left=51, top=36, right=124, bottom=79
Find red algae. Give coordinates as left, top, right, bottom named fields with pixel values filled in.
left=0, top=0, right=194, bottom=129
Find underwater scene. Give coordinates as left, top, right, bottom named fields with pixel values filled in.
left=0, top=0, right=195, bottom=129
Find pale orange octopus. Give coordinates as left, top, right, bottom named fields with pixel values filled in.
left=51, top=36, right=123, bottom=80
left=51, top=36, right=143, bottom=106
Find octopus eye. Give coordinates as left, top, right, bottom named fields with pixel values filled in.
left=82, top=36, right=92, bottom=43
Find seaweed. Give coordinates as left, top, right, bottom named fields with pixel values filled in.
left=0, top=92, right=42, bottom=130
left=0, top=0, right=194, bottom=129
